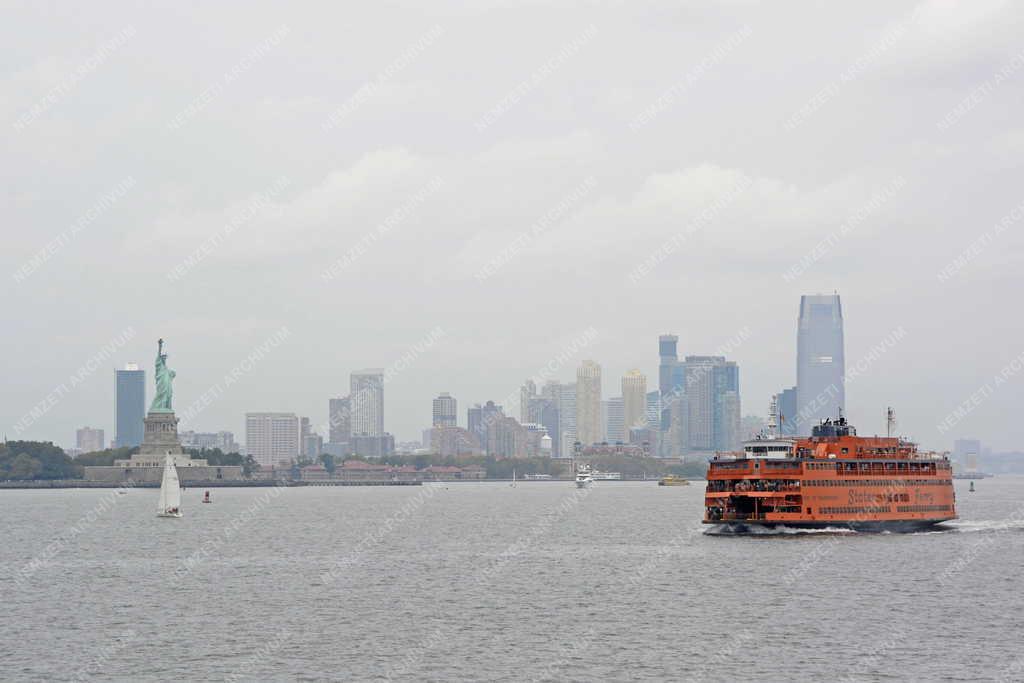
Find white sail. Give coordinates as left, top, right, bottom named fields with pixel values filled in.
left=157, top=454, right=182, bottom=515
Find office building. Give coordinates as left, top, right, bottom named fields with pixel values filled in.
left=179, top=430, right=239, bottom=453
left=658, top=335, right=680, bottom=430
left=76, top=427, right=105, bottom=454
left=555, top=382, right=577, bottom=457
left=433, top=392, right=457, bottom=428
left=576, top=360, right=602, bottom=447
left=520, top=379, right=536, bottom=424
left=245, top=412, right=301, bottom=466
left=777, top=386, right=797, bottom=436
left=645, top=390, right=661, bottom=429
left=796, top=294, right=845, bottom=433
left=953, top=439, right=982, bottom=470
left=352, top=433, right=395, bottom=458
left=350, top=369, right=384, bottom=437
left=469, top=401, right=504, bottom=455
left=682, top=356, right=741, bottom=453
left=486, top=414, right=528, bottom=458
left=603, top=397, right=624, bottom=444
left=328, top=397, right=351, bottom=448
left=302, top=433, right=324, bottom=459
left=428, top=426, right=482, bottom=457
left=541, top=381, right=575, bottom=458
left=622, top=369, right=647, bottom=437
left=115, top=363, right=145, bottom=448
left=528, top=394, right=559, bottom=457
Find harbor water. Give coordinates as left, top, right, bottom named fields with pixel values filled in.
left=2, top=477, right=1023, bottom=681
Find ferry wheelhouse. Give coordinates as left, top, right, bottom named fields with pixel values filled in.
left=703, top=414, right=956, bottom=531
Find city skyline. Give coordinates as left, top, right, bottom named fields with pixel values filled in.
left=12, top=291, right=1014, bottom=454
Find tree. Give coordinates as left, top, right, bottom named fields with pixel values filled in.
left=74, top=446, right=136, bottom=467
left=241, top=454, right=259, bottom=477
left=0, top=441, right=78, bottom=480
left=320, top=453, right=336, bottom=474
left=186, top=448, right=260, bottom=477
left=8, top=453, right=42, bottom=479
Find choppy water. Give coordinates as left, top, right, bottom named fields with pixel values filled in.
left=2, top=477, right=1023, bottom=682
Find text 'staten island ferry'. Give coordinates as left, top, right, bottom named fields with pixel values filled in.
left=703, top=408, right=956, bottom=532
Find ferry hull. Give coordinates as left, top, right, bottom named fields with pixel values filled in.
left=704, top=518, right=954, bottom=533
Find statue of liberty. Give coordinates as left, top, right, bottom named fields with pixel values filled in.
left=150, top=338, right=176, bottom=413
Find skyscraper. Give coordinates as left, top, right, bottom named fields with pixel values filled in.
left=470, top=400, right=505, bottom=456
left=467, top=403, right=484, bottom=447
left=433, top=392, right=457, bottom=427
left=645, top=390, right=661, bottom=429
left=622, top=369, right=647, bottom=437
left=519, top=379, right=536, bottom=424
left=76, top=426, right=105, bottom=453
left=545, top=381, right=576, bottom=458
left=796, top=294, right=845, bottom=432
left=486, top=414, right=528, bottom=458
left=350, top=369, right=384, bottom=437
left=658, top=335, right=679, bottom=431
left=328, top=397, right=351, bottom=446
left=576, top=360, right=602, bottom=447
left=245, top=412, right=301, bottom=466
left=115, top=363, right=145, bottom=448
left=777, top=386, right=797, bottom=436
left=658, top=335, right=679, bottom=398
left=603, top=397, right=624, bottom=443
left=536, top=398, right=559, bottom=456
left=682, top=356, right=741, bottom=453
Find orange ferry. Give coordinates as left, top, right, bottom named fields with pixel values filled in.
left=703, top=413, right=956, bottom=532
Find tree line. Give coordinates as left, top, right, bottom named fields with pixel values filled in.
left=0, top=441, right=259, bottom=480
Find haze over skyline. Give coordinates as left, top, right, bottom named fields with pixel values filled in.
left=4, top=1, right=1024, bottom=450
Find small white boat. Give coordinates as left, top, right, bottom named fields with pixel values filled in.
left=157, top=454, right=183, bottom=518
left=575, top=463, right=593, bottom=489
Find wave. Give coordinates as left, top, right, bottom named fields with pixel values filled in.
left=703, top=525, right=857, bottom=536
left=939, top=519, right=1024, bottom=534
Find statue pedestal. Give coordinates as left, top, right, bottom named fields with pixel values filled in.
left=141, top=411, right=182, bottom=454
left=117, top=411, right=202, bottom=467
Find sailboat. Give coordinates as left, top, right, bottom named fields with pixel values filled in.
left=157, top=453, right=183, bottom=518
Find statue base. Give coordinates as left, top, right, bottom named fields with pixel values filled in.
left=115, top=411, right=203, bottom=467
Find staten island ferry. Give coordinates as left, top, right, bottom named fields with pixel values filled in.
left=703, top=410, right=956, bottom=532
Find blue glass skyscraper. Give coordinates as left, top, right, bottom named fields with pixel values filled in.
left=115, top=364, right=145, bottom=448
left=796, top=294, right=845, bottom=433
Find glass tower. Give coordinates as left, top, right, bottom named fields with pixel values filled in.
left=115, top=364, right=145, bottom=448
left=796, top=294, right=845, bottom=433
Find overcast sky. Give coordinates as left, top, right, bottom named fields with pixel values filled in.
left=3, top=1, right=1023, bottom=451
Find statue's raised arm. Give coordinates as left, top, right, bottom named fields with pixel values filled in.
left=150, top=338, right=176, bottom=413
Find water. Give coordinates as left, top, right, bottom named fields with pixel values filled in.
left=2, top=478, right=1023, bottom=682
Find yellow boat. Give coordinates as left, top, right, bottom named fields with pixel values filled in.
left=658, top=475, right=690, bottom=486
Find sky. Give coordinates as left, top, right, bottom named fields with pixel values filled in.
left=2, top=1, right=1023, bottom=452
